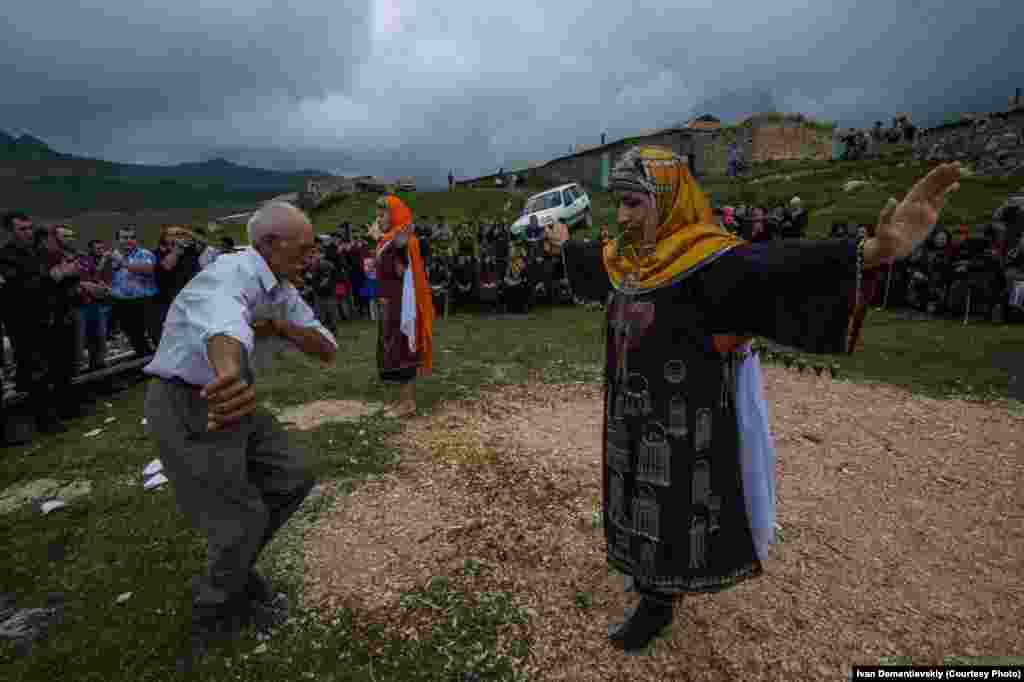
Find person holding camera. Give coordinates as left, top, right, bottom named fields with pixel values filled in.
left=153, top=227, right=202, bottom=346
left=42, top=224, right=93, bottom=421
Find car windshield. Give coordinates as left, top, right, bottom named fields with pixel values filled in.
left=524, top=192, right=563, bottom=214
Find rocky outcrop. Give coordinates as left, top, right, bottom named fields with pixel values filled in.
left=914, top=110, right=1024, bottom=176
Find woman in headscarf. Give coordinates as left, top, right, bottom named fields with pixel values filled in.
left=546, top=145, right=960, bottom=651
left=373, top=195, right=434, bottom=418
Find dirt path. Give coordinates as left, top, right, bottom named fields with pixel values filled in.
left=300, top=369, right=1023, bottom=681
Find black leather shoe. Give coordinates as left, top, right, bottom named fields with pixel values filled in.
left=246, top=570, right=289, bottom=631
left=179, top=594, right=251, bottom=670
left=608, top=595, right=674, bottom=651
left=246, top=570, right=275, bottom=606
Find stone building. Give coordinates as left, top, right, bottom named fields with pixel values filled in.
left=458, top=112, right=833, bottom=191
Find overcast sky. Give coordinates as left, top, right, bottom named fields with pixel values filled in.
left=2, top=0, right=1020, bottom=187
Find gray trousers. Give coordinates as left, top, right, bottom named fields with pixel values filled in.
left=144, top=378, right=315, bottom=607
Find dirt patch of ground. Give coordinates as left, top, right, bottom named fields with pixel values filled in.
left=273, top=400, right=385, bottom=431
left=300, top=371, right=1023, bottom=681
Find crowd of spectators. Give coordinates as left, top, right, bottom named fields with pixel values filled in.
left=0, top=211, right=235, bottom=445
left=3, top=194, right=1019, bottom=445
left=717, top=197, right=810, bottom=241
left=714, top=199, right=1024, bottom=325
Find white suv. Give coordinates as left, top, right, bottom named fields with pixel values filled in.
left=511, top=183, right=592, bottom=236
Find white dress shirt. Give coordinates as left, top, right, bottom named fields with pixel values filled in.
left=143, top=247, right=337, bottom=387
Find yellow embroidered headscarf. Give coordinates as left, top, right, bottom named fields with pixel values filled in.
left=603, top=146, right=744, bottom=292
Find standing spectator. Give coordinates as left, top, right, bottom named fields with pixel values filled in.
left=78, top=239, right=115, bottom=371
left=0, top=212, right=56, bottom=440
left=42, top=224, right=92, bottom=419
left=153, top=227, right=202, bottom=346
left=448, top=170, right=455, bottom=191
left=750, top=206, right=768, bottom=242
left=727, top=143, right=739, bottom=177
left=110, top=227, right=159, bottom=357
left=346, top=237, right=367, bottom=319
left=196, top=228, right=221, bottom=270
left=360, top=231, right=380, bottom=321
left=309, top=247, right=341, bottom=333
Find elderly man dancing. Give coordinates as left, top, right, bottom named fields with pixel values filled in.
left=142, top=203, right=337, bottom=665
left=546, top=146, right=961, bottom=651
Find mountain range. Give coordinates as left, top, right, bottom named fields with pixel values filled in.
left=0, top=129, right=326, bottom=191
left=0, top=130, right=333, bottom=217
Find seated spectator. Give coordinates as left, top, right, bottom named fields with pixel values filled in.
left=830, top=221, right=850, bottom=238
left=787, top=197, right=808, bottom=238
left=1004, top=234, right=1024, bottom=319
left=947, top=225, right=970, bottom=260
left=906, top=229, right=951, bottom=313
left=78, top=239, right=114, bottom=371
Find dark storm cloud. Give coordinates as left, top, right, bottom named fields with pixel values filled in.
left=2, top=0, right=1021, bottom=184
left=1, top=1, right=372, bottom=148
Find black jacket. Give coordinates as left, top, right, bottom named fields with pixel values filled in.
left=0, top=240, right=52, bottom=319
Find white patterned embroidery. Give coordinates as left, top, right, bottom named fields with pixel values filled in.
left=667, top=395, right=688, bottom=439
left=695, top=408, right=713, bottom=452
left=623, top=373, right=652, bottom=417
left=664, top=359, right=687, bottom=384
left=637, top=422, right=671, bottom=486
left=632, top=484, right=660, bottom=541
left=692, top=459, right=711, bottom=507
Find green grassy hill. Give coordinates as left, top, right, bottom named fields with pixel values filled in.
left=308, top=144, right=1024, bottom=242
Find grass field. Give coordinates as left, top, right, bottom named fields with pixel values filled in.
left=1, top=300, right=1021, bottom=680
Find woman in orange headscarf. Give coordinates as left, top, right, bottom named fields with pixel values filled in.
left=372, top=195, right=434, bottom=417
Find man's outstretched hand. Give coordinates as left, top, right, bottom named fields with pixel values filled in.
left=200, top=371, right=256, bottom=431
left=870, top=161, right=961, bottom=265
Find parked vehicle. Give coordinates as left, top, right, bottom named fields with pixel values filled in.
left=510, top=183, right=592, bottom=237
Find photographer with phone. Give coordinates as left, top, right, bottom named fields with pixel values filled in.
left=153, top=226, right=202, bottom=346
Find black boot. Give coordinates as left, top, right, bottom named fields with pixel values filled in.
left=608, top=594, right=674, bottom=651
left=246, top=569, right=289, bottom=631
left=179, top=592, right=251, bottom=673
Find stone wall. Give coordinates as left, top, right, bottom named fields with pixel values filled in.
left=748, top=116, right=832, bottom=163
left=505, top=129, right=715, bottom=192
left=913, top=109, right=1024, bottom=176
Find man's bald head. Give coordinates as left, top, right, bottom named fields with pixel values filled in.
left=247, top=202, right=316, bottom=283
left=247, top=202, right=312, bottom=244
